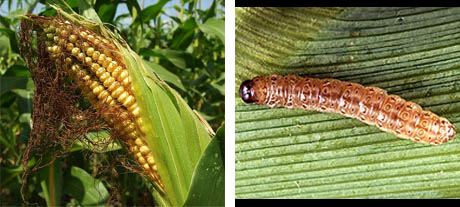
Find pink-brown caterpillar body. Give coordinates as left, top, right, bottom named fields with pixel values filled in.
left=239, top=74, right=456, bottom=145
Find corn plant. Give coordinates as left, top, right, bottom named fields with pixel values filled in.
left=2, top=0, right=224, bottom=206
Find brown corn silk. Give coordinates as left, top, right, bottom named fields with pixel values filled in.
left=19, top=15, right=163, bottom=189
left=240, top=74, right=456, bottom=145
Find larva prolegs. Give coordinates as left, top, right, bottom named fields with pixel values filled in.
left=239, top=74, right=456, bottom=145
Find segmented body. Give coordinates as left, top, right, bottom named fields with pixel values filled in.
left=239, top=74, right=456, bottom=145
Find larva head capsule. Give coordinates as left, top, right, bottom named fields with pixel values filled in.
left=239, top=80, right=257, bottom=104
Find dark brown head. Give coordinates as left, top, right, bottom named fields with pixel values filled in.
left=239, top=80, right=258, bottom=104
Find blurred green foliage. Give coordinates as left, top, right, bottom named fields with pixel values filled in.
left=0, top=0, right=224, bottom=206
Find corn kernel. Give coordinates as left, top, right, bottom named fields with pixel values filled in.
left=77, top=53, right=85, bottom=61
left=138, top=157, right=146, bottom=165
left=118, top=70, right=129, bottom=82
left=147, top=156, right=155, bottom=165
left=92, top=85, right=104, bottom=95
left=80, top=31, right=88, bottom=39
left=86, top=47, right=95, bottom=56
left=69, top=34, right=77, bottom=43
left=92, top=51, right=101, bottom=60
left=84, top=57, right=93, bottom=65
left=87, top=34, right=95, bottom=42
left=96, top=67, right=105, bottom=77
left=71, top=47, right=80, bottom=55
left=99, top=72, right=110, bottom=82
left=111, top=85, right=124, bottom=98
left=143, top=163, right=150, bottom=171
left=66, top=43, right=74, bottom=52
left=117, top=91, right=129, bottom=103
left=103, top=77, right=115, bottom=87
left=139, top=146, right=150, bottom=155
left=65, top=57, right=72, bottom=65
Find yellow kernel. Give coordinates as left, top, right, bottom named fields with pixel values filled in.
left=87, top=34, right=95, bottom=42
left=127, top=131, right=138, bottom=140
left=58, top=38, right=66, bottom=46
left=122, top=76, right=131, bottom=87
left=103, top=77, right=115, bottom=87
left=71, top=47, right=80, bottom=55
left=143, top=163, right=150, bottom=171
left=99, top=72, right=110, bottom=82
left=96, top=67, right=105, bottom=77
left=130, top=145, right=138, bottom=153
left=123, top=124, right=135, bottom=135
left=66, top=43, right=74, bottom=52
left=82, top=42, right=90, bottom=51
left=117, top=91, right=129, bottom=103
left=134, top=138, right=143, bottom=146
left=122, top=95, right=135, bottom=107
left=107, top=81, right=120, bottom=92
left=55, top=27, right=60, bottom=34
left=86, top=47, right=95, bottom=56
left=69, top=34, right=77, bottom=43
left=139, top=146, right=150, bottom=155
left=81, top=74, right=91, bottom=82
left=46, top=33, right=54, bottom=39
left=147, top=156, right=155, bottom=165
left=111, top=86, right=124, bottom=98
left=112, top=66, right=123, bottom=78
left=71, top=64, right=80, bottom=73
left=118, top=70, right=129, bottom=82
left=80, top=31, right=88, bottom=39
left=77, top=53, right=85, bottom=61
left=53, top=36, right=59, bottom=42
left=65, top=57, right=72, bottom=65
left=91, top=63, right=99, bottom=73
left=92, top=51, right=101, bottom=60
left=92, top=85, right=104, bottom=95
left=48, top=25, right=55, bottom=32
left=136, top=152, right=142, bottom=159
left=103, top=57, right=112, bottom=68
left=152, top=165, right=158, bottom=172
left=89, top=81, right=99, bottom=89
left=94, top=38, right=101, bottom=46
left=97, top=90, right=109, bottom=100
left=60, top=29, right=69, bottom=37
left=138, top=157, right=146, bottom=165
left=46, top=46, right=52, bottom=52
left=102, top=95, right=113, bottom=105
left=97, top=54, right=106, bottom=64
left=84, top=57, right=93, bottom=65
left=131, top=107, right=140, bottom=117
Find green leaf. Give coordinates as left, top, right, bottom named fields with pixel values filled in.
left=184, top=126, right=225, bottom=206
left=122, top=46, right=211, bottom=206
left=77, top=0, right=101, bottom=23
left=95, top=1, right=117, bottom=23
left=142, top=59, right=186, bottom=91
left=0, top=77, right=29, bottom=95
left=140, top=0, right=168, bottom=24
left=198, top=17, right=224, bottom=44
left=73, top=131, right=122, bottom=152
left=140, top=48, right=191, bottom=70
left=236, top=7, right=460, bottom=199
left=39, top=158, right=63, bottom=207
left=63, top=166, right=109, bottom=206
left=170, top=17, right=197, bottom=50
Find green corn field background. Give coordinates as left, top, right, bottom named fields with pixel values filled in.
left=235, top=7, right=460, bottom=198
left=0, top=0, right=224, bottom=206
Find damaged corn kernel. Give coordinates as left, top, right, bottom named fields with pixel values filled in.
left=36, top=17, right=162, bottom=189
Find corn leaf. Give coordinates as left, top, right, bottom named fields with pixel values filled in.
left=122, top=46, right=212, bottom=205
left=63, top=166, right=109, bottom=206
left=236, top=7, right=460, bottom=199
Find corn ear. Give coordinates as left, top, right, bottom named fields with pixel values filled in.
left=25, top=15, right=163, bottom=190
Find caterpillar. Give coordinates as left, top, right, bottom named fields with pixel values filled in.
left=239, top=74, right=456, bottom=145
